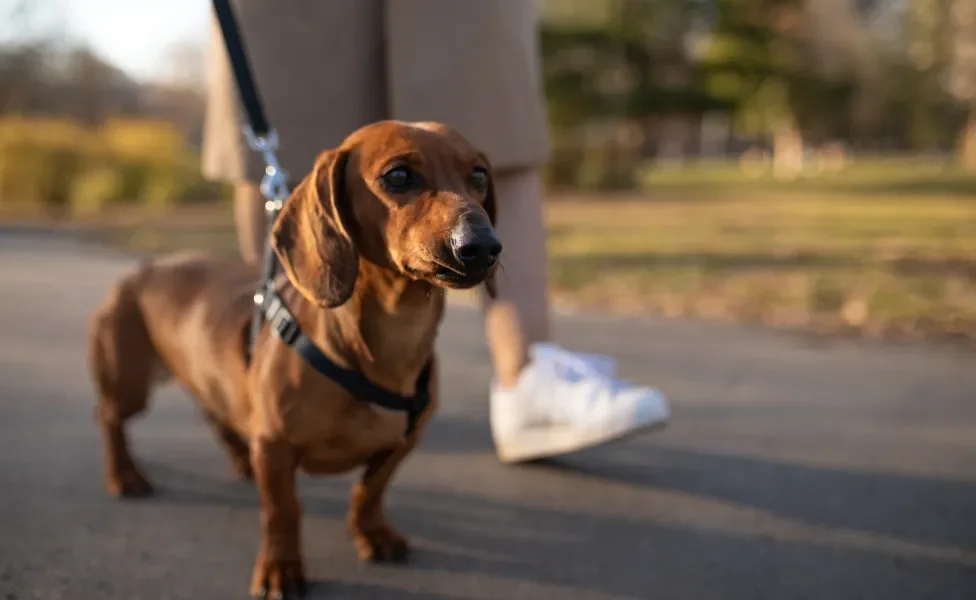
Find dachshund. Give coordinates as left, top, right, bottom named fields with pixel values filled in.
left=87, top=120, right=501, bottom=598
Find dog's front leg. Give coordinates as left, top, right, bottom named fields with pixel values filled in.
left=250, top=437, right=306, bottom=599
left=347, top=359, right=439, bottom=563
left=347, top=446, right=413, bottom=563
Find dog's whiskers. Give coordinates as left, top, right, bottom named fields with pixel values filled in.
left=429, top=258, right=463, bottom=275
left=404, top=246, right=451, bottom=272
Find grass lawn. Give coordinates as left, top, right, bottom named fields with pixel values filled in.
left=551, top=158, right=976, bottom=342
left=4, top=157, right=975, bottom=344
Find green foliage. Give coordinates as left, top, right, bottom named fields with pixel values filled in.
left=698, top=0, right=856, bottom=141
left=0, top=117, right=229, bottom=216
left=541, top=5, right=728, bottom=126
left=538, top=0, right=976, bottom=188
left=540, top=0, right=731, bottom=188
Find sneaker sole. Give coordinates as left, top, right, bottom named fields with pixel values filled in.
left=493, top=415, right=669, bottom=464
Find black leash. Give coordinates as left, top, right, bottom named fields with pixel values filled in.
left=210, top=0, right=287, bottom=350
left=210, top=0, right=431, bottom=435
left=210, top=0, right=270, bottom=139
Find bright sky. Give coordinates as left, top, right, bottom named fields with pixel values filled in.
left=56, top=0, right=210, bottom=81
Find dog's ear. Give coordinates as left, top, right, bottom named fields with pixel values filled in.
left=271, top=149, right=359, bottom=308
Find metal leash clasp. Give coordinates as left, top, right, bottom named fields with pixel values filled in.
left=244, top=125, right=291, bottom=315
left=243, top=125, right=289, bottom=216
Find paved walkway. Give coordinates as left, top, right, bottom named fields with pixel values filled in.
left=1, top=232, right=974, bottom=599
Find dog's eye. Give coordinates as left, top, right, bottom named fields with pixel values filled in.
left=381, top=166, right=415, bottom=193
left=470, top=167, right=489, bottom=192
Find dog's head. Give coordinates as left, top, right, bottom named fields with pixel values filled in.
left=270, top=120, right=501, bottom=308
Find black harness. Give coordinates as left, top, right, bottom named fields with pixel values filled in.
left=211, top=0, right=431, bottom=435
left=258, top=282, right=432, bottom=435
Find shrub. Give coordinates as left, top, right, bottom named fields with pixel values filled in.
left=0, top=116, right=229, bottom=215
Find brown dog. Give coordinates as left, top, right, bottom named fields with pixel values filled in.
left=87, top=120, right=501, bottom=598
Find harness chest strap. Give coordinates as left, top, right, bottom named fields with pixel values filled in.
left=260, top=286, right=432, bottom=436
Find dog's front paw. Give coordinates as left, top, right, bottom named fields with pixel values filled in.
left=250, top=557, right=306, bottom=599
left=350, top=523, right=410, bottom=563
left=105, top=468, right=154, bottom=498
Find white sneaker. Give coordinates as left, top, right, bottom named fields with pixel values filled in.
left=490, top=343, right=670, bottom=464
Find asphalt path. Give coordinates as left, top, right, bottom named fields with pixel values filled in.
left=1, top=231, right=975, bottom=599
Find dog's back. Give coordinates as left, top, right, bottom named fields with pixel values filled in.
left=88, top=253, right=258, bottom=439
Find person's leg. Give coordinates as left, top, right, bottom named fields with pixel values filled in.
left=202, top=9, right=267, bottom=266
left=485, top=167, right=552, bottom=352
left=233, top=178, right=303, bottom=267
left=483, top=166, right=670, bottom=464
left=233, top=182, right=266, bottom=267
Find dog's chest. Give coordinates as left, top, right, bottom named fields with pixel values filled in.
left=263, top=357, right=415, bottom=473
left=265, top=287, right=442, bottom=473
left=284, top=392, right=410, bottom=475
left=358, top=300, right=443, bottom=395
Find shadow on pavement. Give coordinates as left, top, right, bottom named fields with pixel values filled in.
left=133, top=414, right=976, bottom=600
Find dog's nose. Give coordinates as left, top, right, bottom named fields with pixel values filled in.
left=450, top=226, right=502, bottom=270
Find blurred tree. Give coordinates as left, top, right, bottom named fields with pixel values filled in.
left=542, top=0, right=727, bottom=126
left=540, top=0, right=731, bottom=186
left=0, top=42, right=47, bottom=114
left=900, top=0, right=959, bottom=150
left=946, top=0, right=976, bottom=168
left=150, top=39, right=207, bottom=147
left=699, top=0, right=863, bottom=176
left=539, top=0, right=976, bottom=177
left=60, top=47, right=141, bottom=125
left=0, top=0, right=57, bottom=115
